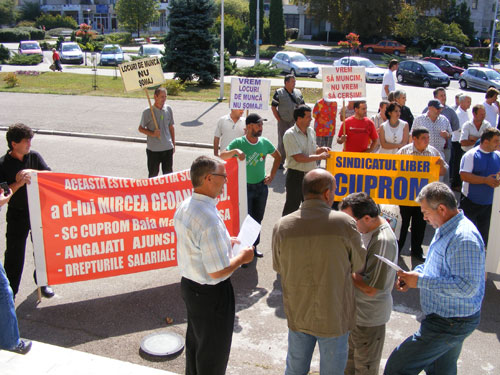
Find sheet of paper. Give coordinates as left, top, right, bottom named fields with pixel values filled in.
left=374, top=254, right=403, bottom=272
left=231, top=215, right=261, bottom=258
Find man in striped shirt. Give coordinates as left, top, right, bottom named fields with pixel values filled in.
left=340, top=193, right=398, bottom=375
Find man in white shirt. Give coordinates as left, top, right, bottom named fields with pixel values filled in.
left=460, top=104, right=492, bottom=152
left=451, top=94, right=471, bottom=191
left=483, top=87, right=499, bottom=128
left=381, top=59, right=398, bottom=100
left=213, top=109, right=245, bottom=156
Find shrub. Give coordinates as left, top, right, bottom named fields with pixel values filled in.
left=0, top=44, right=10, bottom=63
left=465, top=47, right=496, bottom=62
left=35, top=14, right=78, bottom=30
left=8, top=54, right=43, bottom=65
left=0, top=29, right=30, bottom=43
left=56, top=36, right=65, bottom=50
left=3, top=73, right=20, bottom=88
left=104, top=32, right=132, bottom=45
left=15, top=26, right=45, bottom=40
left=16, top=20, right=36, bottom=28
left=236, top=62, right=280, bottom=77
left=164, top=80, right=185, bottom=96
left=285, top=28, right=298, bottom=40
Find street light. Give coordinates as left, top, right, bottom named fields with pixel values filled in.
left=218, top=0, right=225, bottom=101
left=488, top=0, right=499, bottom=69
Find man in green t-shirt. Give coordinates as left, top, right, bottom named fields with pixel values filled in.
left=221, top=113, right=281, bottom=258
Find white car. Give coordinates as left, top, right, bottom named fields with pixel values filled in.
left=271, top=51, right=319, bottom=77
left=333, top=56, right=386, bottom=83
left=138, top=44, right=164, bottom=58
left=59, top=42, right=83, bottom=64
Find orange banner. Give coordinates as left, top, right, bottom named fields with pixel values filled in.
left=28, top=158, right=244, bottom=286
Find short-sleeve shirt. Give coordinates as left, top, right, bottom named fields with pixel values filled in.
left=140, top=105, right=174, bottom=152
left=412, top=114, right=452, bottom=158
left=338, top=116, right=379, bottom=152
left=483, top=101, right=499, bottom=128
left=227, top=136, right=276, bottom=184
left=381, top=70, right=395, bottom=99
left=356, top=221, right=398, bottom=327
left=460, top=120, right=492, bottom=152
left=283, top=125, right=317, bottom=172
left=214, top=114, right=246, bottom=153
left=313, top=98, right=337, bottom=137
left=272, top=88, right=304, bottom=123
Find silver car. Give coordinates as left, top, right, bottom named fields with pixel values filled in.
left=333, top=56, right=386, bottom=83
left=459, top=67, right=500, bottom=92
left=100, top=44, right=124, bottom=66
left=271, top=51, right=319, bottom=77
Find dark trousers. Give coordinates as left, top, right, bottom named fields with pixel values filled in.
left=460, top=195, right=492, bottom=246
left=449, top=141, right=463, bottom=189
left=181, top=277, right=235, bottom=375
left=4, top=207, right=31, bottom=297
left=146, top=148, right=173, bottom=178
left=282, top=169, right=305, bottom=216
left=247, top=181, right=268, bottom=247
left=398, top=205, right=427, bottom=257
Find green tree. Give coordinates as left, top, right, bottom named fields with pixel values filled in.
left=249, top=0, right=264, bottom=33
left=0, top=0, right=16, bottom=26
left=115, top=0, right=159, bottom=37
left=214, top=14, right=245, bottom=55
left=393, top=3, right=419, bottom=40
left=269, top=0, right=285, bottom=47
left=20, top=1, right=41, bottom=21
left=35, top=14, right=78, bottom=29
left=440, top=0, right=475, bottom=42
left=414, top=0, right=450, bottom=12
left=213, top=0, right=249, bottom=23
left=163, top=0, right=219, bottom=85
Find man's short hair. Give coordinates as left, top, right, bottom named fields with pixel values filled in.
left=293, top=104, right=312, bottom=121
left=458, top=94, right=470, bottom=103
left=388, top=59, right=398, bottom=69
left=411, top=127, right=429, bottom=138
left=353, top=100, right=366, bottom=110
left=6, top=123, right=33, bottom=150
left=379, top=100, right=390, bottom=109
left=480, top=127, right=500, bottom=143
left=302, top=169, right=333, bottom=197
left=416, top=182, right=457, bottom=210
left=284, top=74, right=295, bottom=84
left=433, top=87, right=446, bottom=98
left=472, top=103, right=485, bottom=115
left=190, top=156, right=223, bottom=188
left=393, top=90, right=406, bottom=100
left=339, top=192, right=380, bottom=219
left=486, top=87, right=499, bottom=99
left=154, top=86, right=167, bottom=96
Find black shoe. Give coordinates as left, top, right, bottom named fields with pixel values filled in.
left=8, top=339, right=32, bottom=355
left=40, top=286, right=55, bottom=298
left=278, top=164, right=284, bottom=170
left=412, top=253, right=426, bottom=262
left=254, top=249, right=264, bottom=258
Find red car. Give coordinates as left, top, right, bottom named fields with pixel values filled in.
left=423, top=57, right=464, bottom=80
left=362, top=40, right=406, bottom=56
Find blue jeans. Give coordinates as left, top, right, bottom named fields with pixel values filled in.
left=0, top=262, right=20, bottom=349
left=384, top=311, right=480, bottom=375
left=247, top=182, right=268, bottom=247
left=285, top=329, right=349, bottom=375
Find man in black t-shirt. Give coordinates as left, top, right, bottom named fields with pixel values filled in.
left=0, top=123, right=54, bottom=298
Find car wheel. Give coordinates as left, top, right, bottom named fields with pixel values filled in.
left=291, top=68, right=296, bottom=76
left=423, top=79, right=431, bottom=88
left=453, top=72, right=460, bottom=80
left=367, top=48, right=374, bottom=54
left=397, top=73, right=404, bottom=83
left=394, top=50, right=400, bottom=56
left=459, top=79, right=467, bottom=89
left=311, top=75, right=317, bottom=78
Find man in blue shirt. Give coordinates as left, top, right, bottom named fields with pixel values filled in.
left=385, top=182, right=485, bottom=375
left=460, top=127, right=500, bottom=247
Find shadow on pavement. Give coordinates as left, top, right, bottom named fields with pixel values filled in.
left=180, top=102, right=221, bottom=127
left=478, top=272, right=500, bottom=341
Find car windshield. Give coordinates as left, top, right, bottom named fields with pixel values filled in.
left=144, top=47, right=161, bottom=55
left=102, top=47, right=121, bottom=54
left=22, top=43, right=38, bottom=49
left=422, top=62, right=442, bottom=73
left=63, top=44, right=80, bottom=52
left=485, top=70, right=500, bottom=80
left=358, top=60, right=377, bottom=68
left=290, top=54, right=308, bottom=62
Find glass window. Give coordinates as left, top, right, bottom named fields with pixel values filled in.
left=284, top=14, right=299, bottom=29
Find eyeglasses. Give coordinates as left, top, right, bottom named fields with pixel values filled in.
left=211, top=173, right=228, bottom=180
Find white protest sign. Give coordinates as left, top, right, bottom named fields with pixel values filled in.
left=322, top=66, right=366, bottom=100
left=118, top=57, right=165, bottom=92
left=230, top=77, right=271, bottom=111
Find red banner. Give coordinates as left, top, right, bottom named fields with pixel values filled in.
left=28, top=158, right=245, bottom=286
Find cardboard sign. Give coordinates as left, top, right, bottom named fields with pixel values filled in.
left=326, top=152, right=440, bottom=206
left=118, top=57, right=166, bottom=92
left=230, top=77, right=271, bottom=111
left=27, top=159, right=247, bottom=286
left=322, top=66, right=366, bottom=100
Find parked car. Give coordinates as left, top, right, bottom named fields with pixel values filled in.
left=99, top=44, right=124, bottom=66
left=431, top=45, right=472, bottom=63
left=362, top=40, right=406, bottom=56
left=333, top=56, right=386, bottom=83
left=396, top=60, right=450, bottom=88
left=138, top=44, right=164, bottom=58
left=422, top=57, right=464, bottom=79
left=459, top=67, right=500, bottom=91
left=18, top=41, right=42, bottom=56
left=271, top=51, right=319, bottom=77
left=59, top=42, right=83, bottom=64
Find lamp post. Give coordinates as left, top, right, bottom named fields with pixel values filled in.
left=255, top=0, right=260, bottom=65
left=218, top=0, right=225, bottom=101
left=488, top=0, right=499, bottom=69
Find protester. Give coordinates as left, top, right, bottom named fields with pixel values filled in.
left=312, top=97, right=337, bottom=149
left=460, top=127, right=500, bottom=247
left=0, top=123, right=54, bottom=299
left=460, top=104, right=492, bottom=152
left=394, top=90, right=414, bottom=130
left=385, top=182, right=485, bottom=375
left=452, top=93, right=462, bottom=110
left=51, top=48, right=62, bottom=72
left=378, top=102, right=409, bottom=154
left=337, top=100, right=379, bottom=153
left=340, top=100, right=355, bottom=122
left=381, top=59, right=398, bottom=100
left=0, top=187, right=31, bottom=355
left=371, top=100, right=390, bottom=131
left=397, top=128, right=448, bottom=262
left=173, top=156, right=254, bottom=375
left=483, top=87, right=499, bottom=128
left=272, top=169, right=366, bottom=375
left=271, top=75, right=305, bottom=168
left=339, top=193, right=398, bottom=375
left=221, top=114, right=281, bottom=259
left=138, top=87, right=175, bottom=178
left=282, top=105, right=330, bottom=216
left=450, top=94, right=472, bottom=191
left=213, top=109, right=245, bottom=157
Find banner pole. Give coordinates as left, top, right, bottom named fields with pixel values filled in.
left=144, top=88, right=161, bottom=138
left=37, top=287, right=42, bottom=304
left=342, top=99, right=346, bottom=151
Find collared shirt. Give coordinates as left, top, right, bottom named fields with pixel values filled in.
left=173, top=193, right=231, bottom=285
left=381, top=70, right=395, bottom=99
left=283, top=124, right=317, bottom=172
left=412, top=114, right=452, bottom=158
left=214, top=114, right=246, bottom=153
left=454, top=107, right=470, bottom=142
left=272, top=87, right=304, bottom=123
left=459, top=120, right=492, bottom=152
left=483, top=100, right=499, bottom=127
left=415, top=211, right=485, bottom=317
left=140, top=105, right=174, bottom=152
left=397, top=143, right=448, bottom=181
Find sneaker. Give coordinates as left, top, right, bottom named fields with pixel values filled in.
left=8, top=339, right=32, bottom=355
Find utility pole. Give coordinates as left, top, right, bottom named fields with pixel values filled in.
left=219, top=0, right=225, bottom=101
left=255, top=0, right=260, bottom=65
left=488, top=0, right=499, bottom=69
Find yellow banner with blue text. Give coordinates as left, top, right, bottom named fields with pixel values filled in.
left=326, top=152, right=440, bottom=206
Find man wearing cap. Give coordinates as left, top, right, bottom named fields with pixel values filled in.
left=413, top=100, right=452, bottom=159
left=221, top=114, right=281, bottom=258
